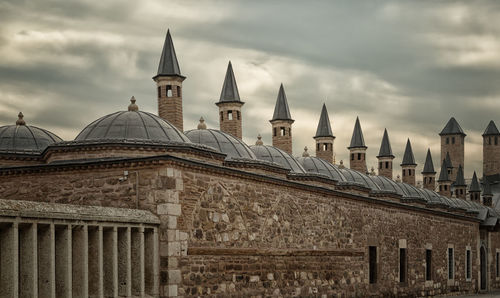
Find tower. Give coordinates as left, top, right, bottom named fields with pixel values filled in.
left=314, top=104, right=335, bottom=163
left=469, top=171, right=481, bottom=202
left=438, top=160, right=452, bottom=197
left=348, top=117, right=367, bottom=173
left=422, top=149, right=436, bottom=191
left=153, top=29, right=186, bottom=131
left=401, top=139, right=417, bottom=186
left=377, top=129, right=394, bottom=179
left=483, top=178, right=493, bottom=207
left=439, top=117, right=465, bottom=182
left=270, top=84, right=294, bottom=154
left=453, top=165, right=466, bottom=199
left=482, top=120, right=500, bottom=176
left=216, top=61, right=244, bottom=139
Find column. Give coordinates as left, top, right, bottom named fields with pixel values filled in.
left=72, top=225, right=88, bottom=298
left=118, top=227, right=131, bottom=297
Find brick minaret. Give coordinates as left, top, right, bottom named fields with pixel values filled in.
left=314, top=104, right=335, bottom=163
left=153, top=29, right=186, bottom=131
left=377, top=129, right=394, bottom=179
left=270, top=84, right=294, bottom=154
left=401, top=139, right=417, bottom=186
left=438, top=160, right=452, bottom=197
left=422, top=149, right=436, bottom=191
left=483, top=178, right=493, bottom=207
left=454, top=165, right=467, bottom=199
left=216, top=61, right=244, bottom=139
left=483, top=120, right=500, bottom=176
left=439, top=117, right=465, bottom=182
left=348, top=117, right=367, bottom=173
left=469, top=171, right=481, bottom=202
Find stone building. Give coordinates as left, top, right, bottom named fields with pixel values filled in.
left=0, top=29, right=500, bottom=298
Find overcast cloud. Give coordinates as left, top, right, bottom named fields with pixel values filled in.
left=1, top=0, right=499, bottom=179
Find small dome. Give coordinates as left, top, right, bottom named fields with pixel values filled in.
left=340, top=168, right=380, bottom=191
left=250, top=144, right=305, bottom=173
left=0, top=113, right=62, bottom=154
left=369, top=175, right=405, bottom=196
left=296, top=156, right=346, bottom=181
left=76, top=99, right=190, bottom=143
left=185, top=128, right=256, bottom=160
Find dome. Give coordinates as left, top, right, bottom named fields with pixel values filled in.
left=296, top=155, right=345, bottom=181
left=185, top=128, right=256, bottom=160
left=0, top=113, right=62, bottom=154
left=340, top=168, right=380, bottom=191
left=76, top=98, right=190, bottom=143
left=369, top=176, right=405, bottom=196
left=250, top=143, right=305, bottom=173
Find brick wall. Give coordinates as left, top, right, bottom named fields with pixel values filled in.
left=441, top=135, right=465, bottom=182
left=483, top=136, right=500, bottom=176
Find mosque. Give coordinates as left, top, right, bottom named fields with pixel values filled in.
left=0, top=29, right=500, bottom=297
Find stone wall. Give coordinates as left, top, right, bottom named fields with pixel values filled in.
left=440, top=135, right=465, bottom=182
left=271, top=120, right=293, bottom=155
left=217, top=102, right=244, bottom=140
left=483, top=136, right=500, bottom=176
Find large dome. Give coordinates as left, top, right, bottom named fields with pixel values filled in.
left=76, top=98, right=190, bottom=143
left=250, top=141, right=305, bottom=173
left=296, top=154, right=345, bottom=181
left=0, top=113, right=62, bottom=154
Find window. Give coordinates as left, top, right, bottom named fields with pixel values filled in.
left=273, top=128, right=277, bottom=137
left=466, top=249, right=471, bottom=280
left=403, top=169, right=406, bottom=177
left=426, top=249, right=432, bottom=281
left=157, top=86, right=161, bottom=98
left=439, top=185, right=442, bottom=191
left=351, top=154, right=354, bottom=161
left=227, top=111, right=233, bottom=120
left=429, top=177, right=432, bottom=183
left=220, top=111, right=223, bottom=121
left=237, top=111, right=240, bottom=120
left=289, top=128, right=291, bottom=137
left=424, top=177, right=427, bottom=184
left=385, top=161, right=389, bottom=169
left=448, top=247, right=454, bottom=280
left=379, top=162, right=383, bottom=169
left=166, top=85, right=172, bottom=97
left=489, top=137, right=492, bottom=145
left=409, top=170, right=412, bottom=176
left=369, top=246, right=377, bottom=284
left=496, top=136, right=498, bottom=146
left=444, top=185, right=448, bottom=191
left=358, top=153, right=361, bottom=160
left=497, top=252, right=499, bottom=277
left=177, top=86, right=181, bottom=97
left=399, top=248, right=407, bottom=283
left=280, top=127, right=286, bottom=136
left=452, top=137, right=455, bottom=144
left=323, top=144, right=328, bottom=151
left=446, top=137, right=449, bottom=144
left=317, top=143, right=320, bottom=151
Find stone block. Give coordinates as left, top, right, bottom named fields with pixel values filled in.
left=168, top=216, right=177, bottom=229
left=168, top=242, right=180, bottom=257
left=168, top=270, right=182, bottom=284
left=168, top=284, right=178, bottom=297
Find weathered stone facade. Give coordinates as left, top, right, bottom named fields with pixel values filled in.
left=349, top=148, right=367, bottom=173
left=378, top=156, right=394, bottom=180
left=155, top=76, right=185, bottom=131
left=271, top=120, right=293, bottom=155
left=440, top=134, right=465, bottom=182
left=217, top=102, right=244, bottom=140
left=483, top=135, right=500, bottom=177
left=315, top=136, right=335, bottom=164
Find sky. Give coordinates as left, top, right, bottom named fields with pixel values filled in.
left=1, top=0, right=499, bottom=180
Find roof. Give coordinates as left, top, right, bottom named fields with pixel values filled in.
left=296, top=155, right=346, bottom=182
left=218, top=61, right=241, bottom=103
left=470, top=171, right=481, bottom=192
left=483, top=120, right=500, bottom=136
left=348, top=117, right=366, bottom=149
left=377, top=129, right=393, bottom=158
left=444, top=152, right=453, bottom=169
left=422, top=149, right=436, bottom=174
left=439, top=117, right=466, bottom=136
left=314, top=104, right=334, bottom=138
left=454, top=165, right=466, bottom=186
left=401, top=139, right=416, bottom=166
left=185, top=128, right=256, bottom=160
left=340, top=168, right=380, bottom=191
left=271, top=84, right=293, bottom=121
left=250, top=144, right=305, bottom=173
left=156, top=29, right=182, bottom=77
left=438, top=160, right=450, bottom=182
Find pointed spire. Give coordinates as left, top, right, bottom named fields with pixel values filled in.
left=422, top=149, right=436, bottom=174
left=156, top=29, right=182, bottom=77
left=348, top=117, right=366, bottom=149
left=470, top=171, right=481, bottom=192
left=271, top=83, right=293, bottom=121
left=483, top=120, right=500, bottom=136
left=438, top=160, right=450, bottom=182
left=16, top=112, right=25, bottom=126
left=444, top=152, right=453, bottom=169
left=401, top=139, right=416, bottom=166
left=314, top=103, right=334, bottom=138
left=302, top=146, right=310, bottom=157
left=454, top=165, right=466, bottom=186
left=439, top=117, right=466, bottom=136
left=128, top=96, right=139, bottom=111
left=483, top=177, right=493, bottom=196
left=218, top=61, right=241, bottom=103
left=377, top=128, right=393, bottom=158
left=197, top=117, right=207, bottom=130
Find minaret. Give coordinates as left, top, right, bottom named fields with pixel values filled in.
left=348, top=117, right=367, bottom=172
left=314, top=104, right=335, bottom=163
left=270, top=84, right=294, bottom=154
left=422, top=149, right=436, bottom=191
left=483, top=120, right=500, bottom=176
left=401, top=139, right=417, bottom=186
left=453, top=165, right=466, bottom=199
left=438, top=160, right=452, bottom=197
left=216, top=61, right=244, bottom=139
left=153, top=29, right=186, bottom=131
left=469, top=171, right=481, bottom=202
left=377, top=129, right=394, bottom=179
left=439, top=117, right=466, bottom=182
left=482, top=178, right=493, bottom=207
left=444, top=152, right=453, bottom=178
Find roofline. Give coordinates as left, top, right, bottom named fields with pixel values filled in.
left=152, top=74, right=186, bottom=81
left=215, top=100, right=245, bottom=106
left=376, top=154, right=395, bottom=159
left=439, top=132, right=466, bottom=137
left=314, top=135, right=336, bottom=139
left=347, top=145, right=367, bottom=150
left=400, top=163, right=417, bottom=166
left=270, top=118, right=295, bottom=124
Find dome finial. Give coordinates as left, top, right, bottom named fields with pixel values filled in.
left=302, top=146, right=310, bottom=157
left=197, top=117, right=207, bottom=129
left=16, top=112, right=25, bottom=126
left=255, top=134, right=263, bottom=145
left=128, top=96, right=139, bottom=111
left=339, top=160, right=345, bottom=169
left=370, top=166, right=375, bottom=175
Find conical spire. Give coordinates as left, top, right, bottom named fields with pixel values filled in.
left=348, top=117, right=366, bottom=149
left=218, top=61, right=241, bottom=103
left=314, top=103, right=333, bottom=138
left=422, top=149, right=436, bottom=174
left=470, top=171, right=481, bottom=192
left=438, top=160, right=450, bottom=182
left=377, top=129, right=393, bottom=158
left=483, top=120, right=500, bottom=136
left=401, top=139, right=416, bottom=166
left=439, top=117, right=466, bottom=136
left=156, top=29, right=182, bottom=77
left=483, top=177, right=493, bottom=196
left=444, top=152, right=453, bottom=169
left=16, top=112, right=25, bottom=126
left=271, top=83, right=293, bottom=121
left=454, top=165, right=466, bottom=186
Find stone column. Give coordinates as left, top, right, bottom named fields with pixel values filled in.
left=72, top=225, right=88, bottom=298
left=0, top=222, right=18, bottom=298
left=118, top=227, right=132, bottom=297
left=55, top=225, right=72, bottom=298
left=19, top=223, right=38, bottom=298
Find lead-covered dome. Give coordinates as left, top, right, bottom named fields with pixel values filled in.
left=0, top=112, right=62, bottom=154
left=340, top=168, right=381, bottom=191
left=296, top=147, right=345, bottom=180
left=250, top=136, right=305, bottom=173
left=75, top=97, right=190, bottom=143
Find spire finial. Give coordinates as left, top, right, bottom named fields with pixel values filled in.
left=255, top=134, right=263, bottom=145
left=198, top=117, right=207, bottom=129
left=302, top=146, right=310, bottom=157
left=16, top=112, right=25, bottom=125
left=128, top=96, right=139, bottom=111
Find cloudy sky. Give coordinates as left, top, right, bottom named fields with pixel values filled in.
left=1, top=0, right=499, bottom=179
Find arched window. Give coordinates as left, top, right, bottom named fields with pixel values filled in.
left=166, top=85, right=172, bottom=97
left=227, top=110, right=233, bottom=120
left=177, top=86, right=181, bottom=97
left=280, top=127, right=286, bottom=136
left=220, top=111, right=223, bottom=121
